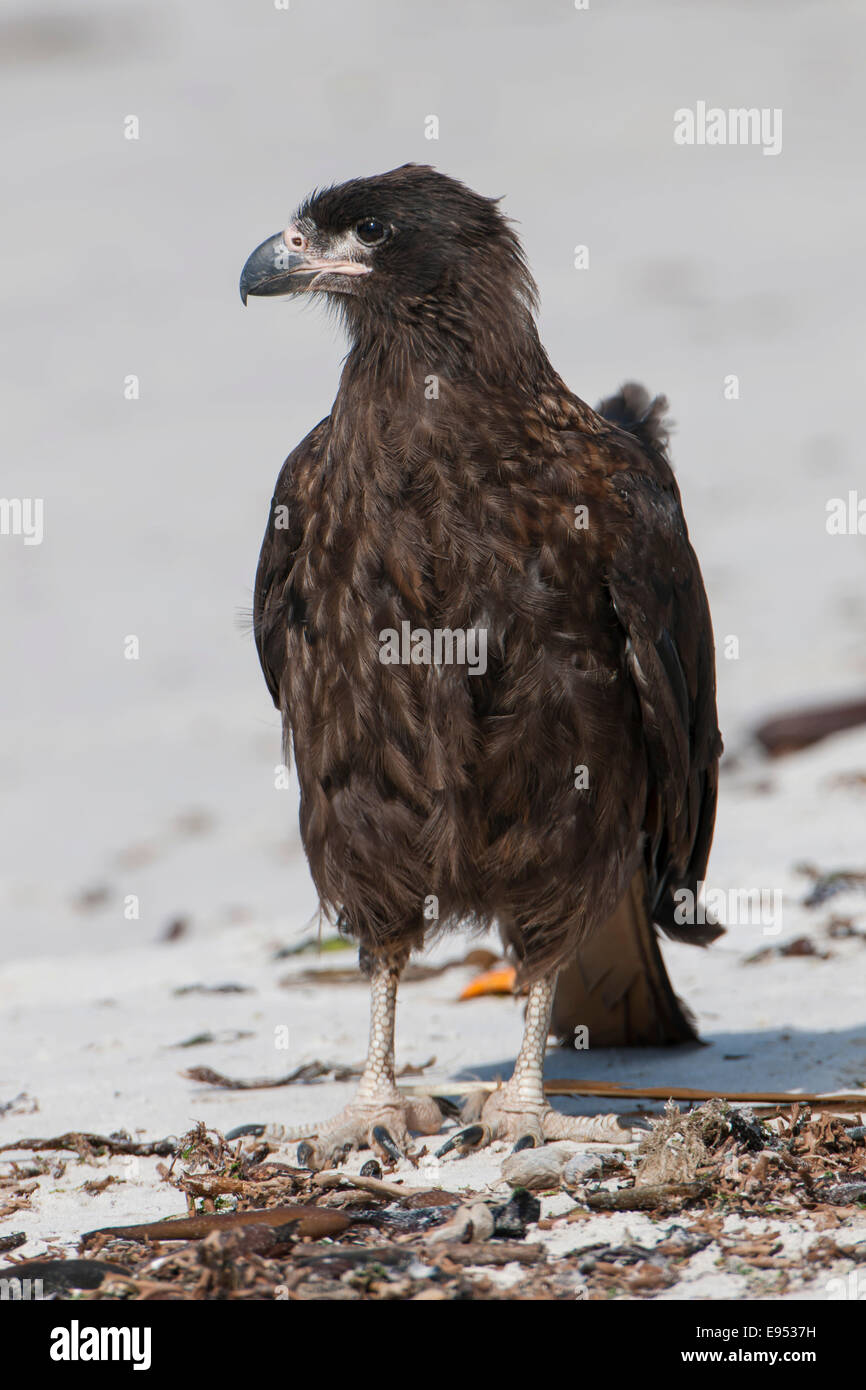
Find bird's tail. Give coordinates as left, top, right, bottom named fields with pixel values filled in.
left=597, top=382, right=671, bottom=454
left=550, top=869, right=701, bottom=1046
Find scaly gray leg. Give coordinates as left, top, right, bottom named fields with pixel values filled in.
left=439, top=973, right=627, bottom=1155
left=294, top=959, right=443, bottom=1170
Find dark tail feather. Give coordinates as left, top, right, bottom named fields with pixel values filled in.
left=597, top=382, right=672, bottom=454
left=550, top=869, right=703, bottom=1047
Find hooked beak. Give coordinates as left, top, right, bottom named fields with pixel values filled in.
left=239, top=231, right=370, bottom=304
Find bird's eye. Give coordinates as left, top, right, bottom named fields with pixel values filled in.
left=355, top=218, right=388, bottom=246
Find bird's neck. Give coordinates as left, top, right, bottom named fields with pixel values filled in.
left=336, top=310, right=562, bottom=414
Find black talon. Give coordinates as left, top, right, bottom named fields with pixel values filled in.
left=360, top=1159, right=382, bottom=1178
left=297, top=1141, right=316, bottom=1170
left=225, top=1123, right=266, bottom=1141
left=511, top=1133, right=538, bottom=1153
left=436, top=1123, right=487, bottom=1157
left=371, top=1125, right=402, bottom=1164
left=433, top=1096, right=462, bottom=1121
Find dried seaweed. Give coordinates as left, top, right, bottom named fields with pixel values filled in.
left=585, top=1180, right=711, bottom=1212
left=172, top=982, right=252, bottom=996
left=0, top=1130, right=176, bottom=1158
left=799, top=864, right=866, bottom=908
left=0, top=1092, right=38, bottom=1118
left=184, top=1057, right=435, bottom=1090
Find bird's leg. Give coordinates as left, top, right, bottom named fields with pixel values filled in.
left=439, top=973, right=626, bottom=1156
left=295, top=958, right=443, bottom=1170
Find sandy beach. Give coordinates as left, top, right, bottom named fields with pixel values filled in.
left=1, top=0, right=864, bottom=1303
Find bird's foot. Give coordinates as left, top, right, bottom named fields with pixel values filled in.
left=294, top=1089, right=444, bottom=1172
left=437, top=1083, right=627, bottom=1156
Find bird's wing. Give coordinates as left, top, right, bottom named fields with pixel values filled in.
left=253, top=418, right=328, bottom=709
left=600, top=406, right=723, bottom=943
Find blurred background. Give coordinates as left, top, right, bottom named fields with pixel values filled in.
left=1, top=0, right=863, bottom=968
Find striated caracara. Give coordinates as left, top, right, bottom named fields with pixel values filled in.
left=239, top=164, right=722, bottom=1166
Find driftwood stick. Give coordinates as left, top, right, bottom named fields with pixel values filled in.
left=402, top=1079, right=866, bottom=1112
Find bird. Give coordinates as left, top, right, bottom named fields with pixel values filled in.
left=239, top=164, right=722, bottom=1168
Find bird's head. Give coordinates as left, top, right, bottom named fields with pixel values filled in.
left=240, top=164, right=539, bottom=368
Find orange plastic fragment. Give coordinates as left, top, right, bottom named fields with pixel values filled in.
left=458, top=965, right=516, bottom=1000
